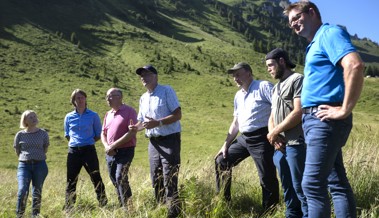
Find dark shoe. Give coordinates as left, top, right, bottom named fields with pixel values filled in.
left=119, top=198, right=133, bottom=212
left=167, top=200, right=181, bottom=218
left=167, top=207, right=180, bottom=218
left=99, top=197, right=108, bottom=207
left=63, top=204, right=74, bottom=214
left=32, top=208, right=41, bottom=217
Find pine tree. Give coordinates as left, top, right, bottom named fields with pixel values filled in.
left=366, top=65, right=373, bottom=76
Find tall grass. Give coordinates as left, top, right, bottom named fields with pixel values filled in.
left=346, top=124, right=379, bottom=217
left=1, top=124, right=378, bottom=217
left=1, top=1, right=378, bottom=216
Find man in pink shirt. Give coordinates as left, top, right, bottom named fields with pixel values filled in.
left=101, top=88, right=137, bottom=209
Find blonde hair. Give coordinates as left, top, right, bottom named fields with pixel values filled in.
left=20, top=110, right=36, bottom=128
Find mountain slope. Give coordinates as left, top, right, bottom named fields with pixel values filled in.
left=0, top=0, right=378, bottom=144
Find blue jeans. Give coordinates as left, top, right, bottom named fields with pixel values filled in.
left=302, top=113, right=356, bottom=218
left=106, top=147, right=134, bottom=207
left=273, top=144, right=307, bottom=218
left=16, top=160, right=48, bottom=217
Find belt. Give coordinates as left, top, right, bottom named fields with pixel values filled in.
left=146, top=132, right=180, bottom=141
left=115, top=147, right=134, bottom=153
left=69, top=144, right=94, bottom=151
left=242, top=127, right=269, bottom=137
left=302, top=102, right=342, bottom=114
left=20, top=160, right=43, bottom=164
left=302, top=106, right=319, bottom=114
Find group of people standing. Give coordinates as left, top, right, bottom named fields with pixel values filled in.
left=14, top=64, right=182, bottom=218
left=13, top=1, right=364, bottom=218
left=215, top=1, right=364, bottom=218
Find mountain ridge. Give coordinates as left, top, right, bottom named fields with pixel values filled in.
left=0, top=0, right=378, bottom=124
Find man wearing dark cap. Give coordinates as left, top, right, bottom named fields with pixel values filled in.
left=266, top=48, right=307, bottom=218
left=214, top=62, right=279, bottom=211
left=130, top=64, right=182, bottom=218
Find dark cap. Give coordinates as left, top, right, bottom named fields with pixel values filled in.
left=265, top=48, right=296, bottom=69
left=227, top=62, right=252, bottom=74
left=136, top=64, right=158, bottom=75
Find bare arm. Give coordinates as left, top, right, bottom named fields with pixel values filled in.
left=214, top=116, right=240, bottom=159
left=143, top=107, right=182, bottom=129
left=267, top=111, right=281, bottom=147
left=101, top=130, right=109, bottom=148
left=14, top=148, right=20, bottom=156
left=317, top=52, right=365, bottom=121
left=268, top=112, right=275, bottom=136
left=268, top=97, right=302, bottom=139
left=101, top=129, right=117, bottom=156
left=14, top=134, right=20, bottom=156
left=162, top=107, right=182, bottom=124
left=267, top=98, right=302, bottom=152
left=107, top=129, right=137, bottom=151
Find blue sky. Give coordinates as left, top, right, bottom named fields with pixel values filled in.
left=291, top=0, right=379, bottom=43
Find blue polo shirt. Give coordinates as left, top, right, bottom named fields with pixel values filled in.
left=302, top=23, right=356, bottom=107
left=64, top=108, right=102, bottom=147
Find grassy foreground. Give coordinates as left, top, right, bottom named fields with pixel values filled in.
left=0, top=113, right=378, bottom=217
left=1, top=0, right=378, bottom=216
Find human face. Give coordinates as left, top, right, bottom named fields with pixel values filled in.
left=139, top=70, right=157, bottom=89
left=24, top=112, right=39, bottom=128
left=288, top=11, right=305, bottom=29
left=105, top=90, right=121, bottom=107
left=288, top=9, right=309, bottom=37
left=74, top=93, right=86, bottom=109
left=231, top=68, right=251, bottom=90
left=266, top=59, right=284, bottom=80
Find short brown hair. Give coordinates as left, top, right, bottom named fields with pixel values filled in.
left=70, top=89, right=87, bottom=107
left=283, top=1, right=322, bottom=22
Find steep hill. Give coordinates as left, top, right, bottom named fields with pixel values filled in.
left=0, top=0, right=378, bottom=217
left=1, top=0, right=378, bottom=148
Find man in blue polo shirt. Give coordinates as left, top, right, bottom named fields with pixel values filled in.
left=284, top=1, right=365, bottom=217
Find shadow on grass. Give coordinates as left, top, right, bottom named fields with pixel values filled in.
left=353, top=167, right=379, bottom=216
left=178, top=175, right=267, bottom=217
left=232, top=194, right=264, bottom=216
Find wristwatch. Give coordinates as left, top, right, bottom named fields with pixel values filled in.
left=159, top=120, right=163, bottom=127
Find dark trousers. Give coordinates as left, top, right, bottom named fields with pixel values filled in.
left=106, top=147, right=134, bottom=207
left=148, top=132, right=181, bottom=217
left=65, top=145, right=107, bottom=208
left=215, top=127, right=279, bottom=210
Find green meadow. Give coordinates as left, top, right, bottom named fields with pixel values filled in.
left=1, top=0, right=378, bottom=217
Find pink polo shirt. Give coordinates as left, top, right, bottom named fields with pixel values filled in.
left=102, top=104, right=137, bottom=148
